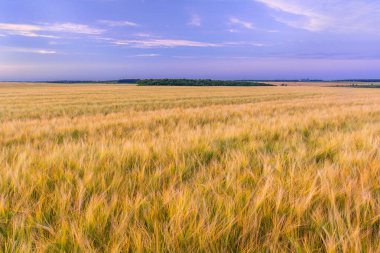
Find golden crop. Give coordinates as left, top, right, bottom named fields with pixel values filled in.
left=1, top=84, right=380, bottom=252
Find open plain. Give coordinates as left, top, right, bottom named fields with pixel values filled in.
left=1, top=83, right=380, bottom=252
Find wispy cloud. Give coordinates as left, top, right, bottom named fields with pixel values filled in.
left=0, top=22, right=104, bottom=38
left=0, top=23, right=54, bottom=38
left=34, top=49, right=57, bottom=54
left=227, top=29, right=239, bottom=33
left=135, top=54, right=160, bottom=57
left=228, top=17, right=278, bottom=32
left=188, top=14, right=202, bottom=27
left=255, top=0, right=380, bottom=32
left=254, top=0, right=328, bottom=31
left=1, top=47, right=57, bottom=54
left=112, top=39, right=219, bottom=48
left=111, top=37, right=267, bottom=48
left=223, top=41, right=267, bottom=47
left=133, top=33, right=158, bottom=38
left=46, top=23, right=104, bottom=34
left=229, top=17, right=255, bottom=30
left=98, top=20, right=139, bottom=27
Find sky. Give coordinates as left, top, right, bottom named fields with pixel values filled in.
left=1, top=0, right=380, bottom=81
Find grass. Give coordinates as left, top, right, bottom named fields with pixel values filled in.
left=1, top=83, right=380, bottom=252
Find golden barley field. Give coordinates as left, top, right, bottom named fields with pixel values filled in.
left=1, top=83, right=380, bottom=252
left=266, top=81, right=380, bottom=87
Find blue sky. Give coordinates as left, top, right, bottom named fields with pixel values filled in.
left=1, top=0, right=380, bottom=80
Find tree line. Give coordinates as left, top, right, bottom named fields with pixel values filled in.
left=137, top=79, right=274, bottom=86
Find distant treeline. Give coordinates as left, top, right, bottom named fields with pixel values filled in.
left=137, top=79, right=274, bottom=86
left=15, top=79, right=380, bottom=84
left=336, top=79, right=380, bottom=82
left=345, top=84, right=380, bottom=88
left=116, top=79, right=140, bottom=84
left=239, top=79, right=323, bottom=82
left=44, top=79, right=140, bottom=84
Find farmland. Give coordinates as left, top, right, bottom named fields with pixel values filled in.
left=265, top=81, right=380, bottom=87
left=1, top=83, right=380, bottom=252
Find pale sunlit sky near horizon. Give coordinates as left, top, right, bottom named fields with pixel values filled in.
left=1, top=0, right=380, bottom=81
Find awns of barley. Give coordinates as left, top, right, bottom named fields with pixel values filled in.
left=1, top=84, right=380, bottom=252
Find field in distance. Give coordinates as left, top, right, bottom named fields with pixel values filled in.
left=265, top=81, right=380, bottom=87
left=1, top=83, right=380, bottom=252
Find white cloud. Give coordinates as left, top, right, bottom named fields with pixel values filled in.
left=36, top=50, right=57, bottom=54
left=133, top=33, right=157, bottom=38
left=0, top=47, right=57, bottom=54
left=227, top=29, right=239, bottom=33
left=188, top=14, right=202, bottom=27
left=255, top=0, right=380, bottom=32
left=0, top=22, right=104, bottom=38
left=0, top=23, right=40, bottom=32
left=0, top=23, right=46, bottom=37
left=46, top=23, right=104, bottom=34
left=98, top=20, right=139, bottom=27
left=223, top=41, right=267, bottom=47
left=135, top=54, right=160, bottom=57
left=48, top=41, right=68, bottom=45
left=112, top=39, right=219, bottom=48
left=111, top=37, right=267, bottom=48
left=228, top=17, right=278, bottom=32
left=229, top=17, right=255, bottom=30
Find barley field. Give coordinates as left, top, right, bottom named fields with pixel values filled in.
left=1, top=83, right=380, bottom=252
left=266, top=81, right=380, bottom=87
